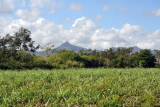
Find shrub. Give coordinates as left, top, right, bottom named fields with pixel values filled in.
left=66, top=60, right=84, bottom=68
left=32, top=56, right=53, bottom=69
left=81, top=55, right=99, bottom=67
left=139, top=60, right=147, bottom=68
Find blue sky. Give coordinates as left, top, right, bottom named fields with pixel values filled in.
left=0, top=0, right=160, bottom=49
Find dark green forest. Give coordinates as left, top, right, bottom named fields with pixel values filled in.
left=0, top=28, right=159, bottom=69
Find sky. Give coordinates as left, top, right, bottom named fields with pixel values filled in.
left=0, top=0, right=160, bottom=50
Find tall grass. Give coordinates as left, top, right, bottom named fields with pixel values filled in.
left=0, top=68, right=160, bottom=106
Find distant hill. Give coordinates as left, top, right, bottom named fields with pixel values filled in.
left=55, top=41, right=85, bottom=52
left=112, top=46, right=141, bottom=53
left=34, top=41, right=143, bottom=56
left=131, top=46, right=141, bottom=53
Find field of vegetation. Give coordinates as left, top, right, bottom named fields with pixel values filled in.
left=0, top=68, right=160, bottom=106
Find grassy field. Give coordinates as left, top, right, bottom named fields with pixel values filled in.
left=0, top=68, right=160, bottom=106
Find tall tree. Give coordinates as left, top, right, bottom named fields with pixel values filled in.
left=13, top=27, right=40, bottom=53
left=0, top=27, right=40, bottom=54
left=135, top=49, right=156, bottom=67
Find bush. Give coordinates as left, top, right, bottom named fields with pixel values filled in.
left=46, top=51, right=85, bottom=69
left=66, top=60, right=84, bottom=68
left=155, top=63, right=160, bottom=68
left=135, top=49, right=156, bottom=68
left=0, top=57, right=25, bottom=69
left=32, top=56, right=53, bottom=69
left=81, top=55, right=99, bottom=67
left=112, top=56, right=126, bottom=68
left=56, top=51, right=82, bottom=63
left=139, top=60, right=147, bottom=68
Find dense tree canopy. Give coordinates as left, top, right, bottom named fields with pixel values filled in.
left=135, top=49, right=156, bottom=67
left=0, top=27, right=39, bottom=53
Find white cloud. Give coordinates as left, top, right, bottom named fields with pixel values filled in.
left=137, top=30, right=160, bottom=49
left=0, top=17, right=160, bottom=50
left=150, top=8, right=160, bottom=17
left=102, top=5, right=110, bottom=11
left=16, top=8, right=41, bottom=22
left=69, top=3, right=83, bottom=11
left=94, top=15, right=102, bottom=21
left=120, top=24, right=142, bottom=36
left=70, top=17, right=99, bottom=47
left=91, top=28, right=127, bottom=49
left=0, top=17, right=68, bottom=46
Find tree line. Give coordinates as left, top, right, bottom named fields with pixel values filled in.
left=0, top=27, right=159, bottom=69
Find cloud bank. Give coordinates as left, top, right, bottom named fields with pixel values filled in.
left=0, top=16, right=160, bottom=50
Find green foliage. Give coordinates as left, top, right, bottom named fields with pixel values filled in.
left=135, top=49, right=156, bottom=68
left=46, top=51, right=85, bottom=69
left=139, top=60, right=147, bottom=68
left=66, top=60, right=84, bottom=68
left=32, top=56, right=52, bottom=69
left=0, top=28, right=42, bottom=69
left=155, top=63, right=160, bottom=68
left=81, top=55, right=99, bottom=67
left=113, top=56, right=126, bottom=68
left=0, top=27, right=39, bottom=53
left=0, top=51, right=32, bottom=69
left=57, top=51, right=82, bottom=63
left=0, top=68, right=160, bottom=106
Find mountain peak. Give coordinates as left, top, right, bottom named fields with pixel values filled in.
left=61, top=41, right=72, bottom=47
left=55, top=41, right=84, bottom=52
left=63, top=41, right=70, bottom=45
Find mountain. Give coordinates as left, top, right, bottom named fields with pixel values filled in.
left=55, top=41, right=85, bottom=52
left=111, top=46, right=141, bottom=53
left=55, top=41, right=142, bottom=53
left=34, top=41, right=142, bottom=56
left=131, top=46, right=141, bottom=53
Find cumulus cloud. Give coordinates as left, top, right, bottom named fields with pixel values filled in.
left=137, top=30, right=160, bottom=49
left=0, top=17, right=160, bottom=50
left=94, top=15, right=102, bottom=21
left=0, top=17, right=68, bottom=46
left=120, top=24, right=142, bottom=36
left=70, top=17, right=99, bottom=47
left=69, top=3, right=83, bottom=11
left=91, top=28, right=127, bottom=49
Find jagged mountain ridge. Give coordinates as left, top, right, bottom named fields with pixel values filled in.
left=55, top=41, right=142, bottom=53
left=35, top=41, right=142, bottom=56
left=56, top=41, right=141, bottom=52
